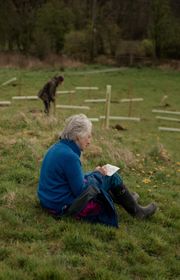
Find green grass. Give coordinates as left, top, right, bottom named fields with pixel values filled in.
left=0, top=66, right=180, bottom=279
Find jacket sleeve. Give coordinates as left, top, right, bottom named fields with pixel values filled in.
left=38, top=82, right=50, bottom=99
left=63, top=153, right=85, bottom=197
left=49, top=81, right=57, bottom=101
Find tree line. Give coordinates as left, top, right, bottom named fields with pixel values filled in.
left=0, top=0, right=179, bottom=64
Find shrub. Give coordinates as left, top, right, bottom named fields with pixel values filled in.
left=148, top=143, right=171, bottom=163
left=141, top=39, right=155, bottom=57
left=115, top=40, right=145, bottom=66
left=31, top=30, right=51, bottom=60
left=64, top=30, right=91, bottom=62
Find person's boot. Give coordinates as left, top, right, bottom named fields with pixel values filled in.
left=131, top=192, right=139, bottom=202
left=111, top=185, right=157, bottom=219
left=111, top=191, right=139, bottom=202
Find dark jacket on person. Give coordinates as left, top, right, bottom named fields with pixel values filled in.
left=38, top=76, right=62, bottom=103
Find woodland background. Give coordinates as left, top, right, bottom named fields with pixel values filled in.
left=0, top=0, right=180, bottom=67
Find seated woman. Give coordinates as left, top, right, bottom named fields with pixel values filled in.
left=37, top=114, right=157, bottom=227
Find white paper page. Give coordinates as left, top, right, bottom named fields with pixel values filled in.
left=103, top=164, right=120, bottom=176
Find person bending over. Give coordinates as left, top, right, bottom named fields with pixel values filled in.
left=37, top=114, right=157, bottom=227
left=38, top=75, right=64, bottom=115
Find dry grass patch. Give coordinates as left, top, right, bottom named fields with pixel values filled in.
left=2, top=192, right=16, bottom=209
left=110, top=147, right=137, bottom=167
left=84, top=144, right=103, bottom=160
left=149, top=143, right=171, bottom=163
left=0, top=52, right=84, bottom=69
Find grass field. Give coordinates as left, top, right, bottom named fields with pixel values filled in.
left=0, top=66, right=179, bottom=280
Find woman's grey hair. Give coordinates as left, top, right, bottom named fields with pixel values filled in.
left=61, top=114, right=92, bottom=141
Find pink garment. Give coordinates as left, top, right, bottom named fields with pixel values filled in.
left=75, top=200, right=101, bottom=219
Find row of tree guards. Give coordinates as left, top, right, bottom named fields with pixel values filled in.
left=0, top=82, right=142, bottom=128
left=0, top=79, right=180, bottom=132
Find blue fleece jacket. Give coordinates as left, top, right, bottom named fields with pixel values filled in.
left=37, top=139, right=86, bottom=213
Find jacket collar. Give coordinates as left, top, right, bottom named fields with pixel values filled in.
left=60, top=139, right=81, bottom=157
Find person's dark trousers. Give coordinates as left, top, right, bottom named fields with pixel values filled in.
left=110, top=184, right=157, bottom=219
left=41, top=186, right=100, bottom=219
left=67, top=185, right=119, bottom=227
left=67, top=185, right=100, bottom=215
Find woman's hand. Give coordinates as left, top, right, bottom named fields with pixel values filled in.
left=94, top=166, right=107, bottom=176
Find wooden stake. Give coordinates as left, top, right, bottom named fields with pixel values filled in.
left=158, top=127, right=180, bottom=132
left=105, top=85, right=111, bottom=129
left=160, top=95, right=168, bottom=106
left=57, top=90, right=76, bottom=94
left=89, top=118, right=99, bottom=122
left=100, top=116, right=140, bottom=121
left=156, top=116, right=180, bottom=122
left=1, top=77, right=17, bottom=87
left=12, top=96, right=38, bottom=100
left=0, top=101, right=11, bottom=106
left=128, top=83, right=133, bottom=117
left=84, top=99, right=106, bottom=103
left=56, top=105, right=90, bottom=110
left=75, top=86, right=99, bottom=90
left=152, top=109, right=180, bottom=115
left=120, top=98, right=143, bottom=102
